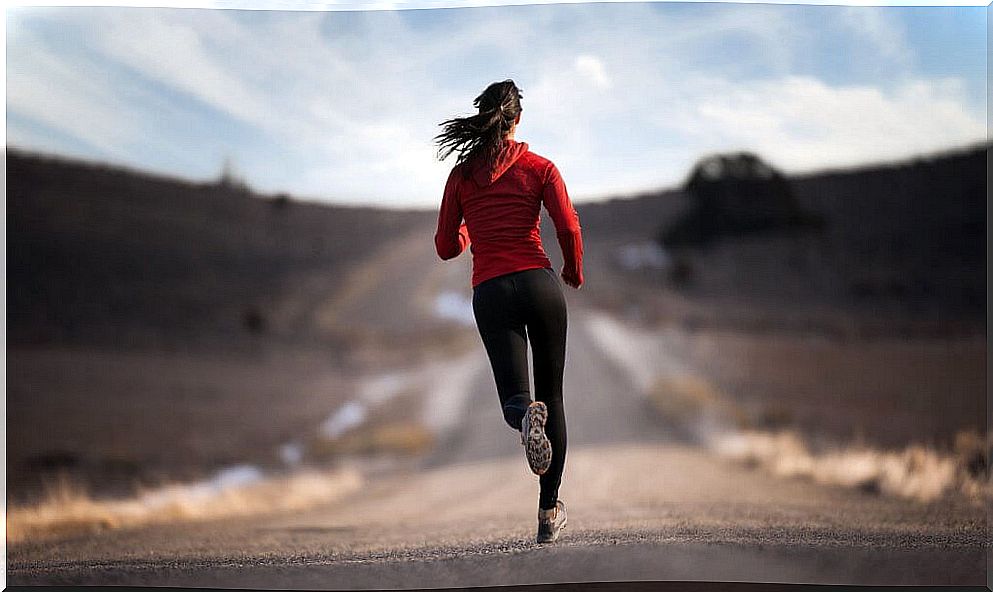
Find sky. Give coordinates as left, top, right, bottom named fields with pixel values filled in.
left=5, top=2, right=988, bottom=207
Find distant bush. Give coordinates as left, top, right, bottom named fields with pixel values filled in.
left=270, top=194, right=292, bottom=210
left=242, top=307, right=266, bottom=334
left=659, top=152, right=822, bottom=248
left=668, top=257, right=694, bottom=287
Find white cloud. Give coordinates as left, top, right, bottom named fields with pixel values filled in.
left=574, top=55, right=611, bottom=90
left=671, top=75, right=982, bottom=171
left=837, top=6, right=913, bottom=69
left=6, top=28, right=140, bottom=159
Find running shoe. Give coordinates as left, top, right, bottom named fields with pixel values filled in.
left=536, top=500, right=568, bottom=544
left=520, top=400, right=552, bottom=475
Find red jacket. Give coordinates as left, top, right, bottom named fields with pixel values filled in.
left=435, top=139, right=584, bottom=289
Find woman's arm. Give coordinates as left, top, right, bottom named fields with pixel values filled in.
left=541, top=162, right=584, bottom=288
left=435, top=167, right=471, bottom=260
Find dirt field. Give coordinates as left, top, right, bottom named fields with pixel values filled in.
left=6, top=345, right=360, bottom=503
left=675, top=329, right=986, bottom=450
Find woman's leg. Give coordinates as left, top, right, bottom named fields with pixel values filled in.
left=519, top=268, right=568, bottom=511
left=472, top=274, right=532, bottom=430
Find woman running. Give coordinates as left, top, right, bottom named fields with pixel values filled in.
left=433, top=79, right=584, bottom=544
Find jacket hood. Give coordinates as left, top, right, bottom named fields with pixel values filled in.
left=468, top=139, right=529, bottom=187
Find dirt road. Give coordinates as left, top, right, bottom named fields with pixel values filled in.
left=7, top=303, right=988, bottom=588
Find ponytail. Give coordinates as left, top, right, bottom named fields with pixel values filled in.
left=434, top=80, right=523, bottom=176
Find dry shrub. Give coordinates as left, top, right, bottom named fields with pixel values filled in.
left=953, top=429, right=991, bottom=478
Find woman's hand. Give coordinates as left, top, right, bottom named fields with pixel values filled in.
left=561, top=269, right=582, bottom=289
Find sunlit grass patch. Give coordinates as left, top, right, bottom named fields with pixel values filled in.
left=646, top=373, right=749, bottom=430
left=307, top=420, right=435, bottom=459
left=712, top=428, right=991, bottom=502
left=646, top=370, right=990, bottom=503
left=7, top=466, right=361, bottom=544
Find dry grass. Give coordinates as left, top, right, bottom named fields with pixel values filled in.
left=306, top=420, right=436, bottom=460
left=7, top=466, right=362, bottom=545
left=647, top=370, right=990, bottom=503
left=711, top=428, right=991, bottom=502
left=647, top=373, right=749, bottom=432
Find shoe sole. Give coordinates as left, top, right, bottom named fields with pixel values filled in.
left=537, top=512, right=568, bottom=544
left=522, top=401, right=552, bottom=476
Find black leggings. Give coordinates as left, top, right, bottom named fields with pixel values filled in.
left=472, top=266, right=568, bottom=511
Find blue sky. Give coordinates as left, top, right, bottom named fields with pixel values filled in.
left=6, top=2, right=988, bottom=206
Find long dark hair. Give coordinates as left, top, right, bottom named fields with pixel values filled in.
left=434, top=79, right=523, bottom=173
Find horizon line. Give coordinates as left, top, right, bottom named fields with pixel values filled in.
left=7, top=139, right=989, bottom=211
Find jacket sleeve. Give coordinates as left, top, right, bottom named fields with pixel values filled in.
left=541, top=162, right=584, bottom=286
left=435, top=167, right=471, bottom=261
